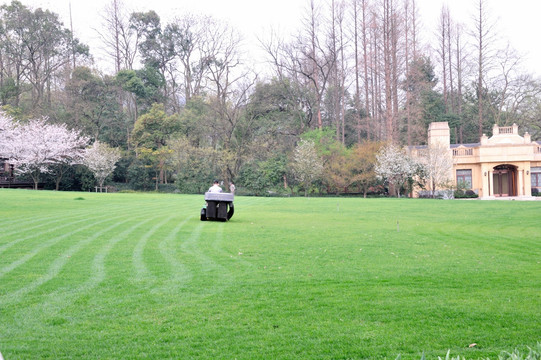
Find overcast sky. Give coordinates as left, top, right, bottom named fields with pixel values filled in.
left=16, top=0, right=541, bottom=76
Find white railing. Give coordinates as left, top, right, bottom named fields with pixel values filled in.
left=498, top=126, right=514, bottom=134
left=453, top=148, right=473, bottom=156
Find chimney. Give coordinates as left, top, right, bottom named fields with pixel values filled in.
left=428, top=122, right=450, bottom=148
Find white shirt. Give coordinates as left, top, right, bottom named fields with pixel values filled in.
left=208, top=184, right=223, bottom=193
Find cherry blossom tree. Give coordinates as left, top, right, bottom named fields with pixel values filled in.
left=82, top=141, right=122, bottom=191
left=0, top=114, right=15, bottom=158
left=375, top=144, right=420, bottom=197
left=3, top=118, right=89, bottom=189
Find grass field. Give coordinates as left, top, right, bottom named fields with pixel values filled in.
left=0, top=189, right=539, bottom=359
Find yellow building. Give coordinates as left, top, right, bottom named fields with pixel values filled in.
left=413, top=122, right=541, bottom=199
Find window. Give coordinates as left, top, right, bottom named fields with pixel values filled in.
left=531, top=167, right=541, bottom=188
left=456, top=169, right=472, bottom=189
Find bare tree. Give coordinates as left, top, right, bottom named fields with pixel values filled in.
left=97, top=0, right=139, bottom=72
left=352, top=0, right=375, bottom=143
left=472, top=0, right=498, bottom=139
left=336, top=1, right=348, bottom=144
left=351, top=0, right=363, bottom=142
left=437, top=5, right=450, bottom=112
left=403, top=0, right=421, bottom=146
left=262, top=0, right=336, bottom=131
left=328, top=0, right=348, bottom=143
left=454, top=22, right=467, bottom=142
left=446, top=6, right=454, bottom=114
left=204, top=22, right=244, bottom=103
left=168, top=14, right=214, bottom=102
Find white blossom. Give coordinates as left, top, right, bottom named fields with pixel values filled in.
left=291, top=139, right=323, bottom=196
left=3, top=117, right=89, bottom=189
left=82, top=141, right=122, bottom=189
left=375, top=144, right=420, bottom=197
left=0, top=113, right=15, bottom=158
left=419, top=143, right=454, bottom=197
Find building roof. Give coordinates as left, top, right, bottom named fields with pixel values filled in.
left=450, top=143, right=480, bottom=149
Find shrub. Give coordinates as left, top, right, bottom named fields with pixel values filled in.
left=418, top=189, right=454, bottom=199
left=532, top=188, right=540, bottom=196
left=454, top=189, right=479, bottom=199
left=465, top=190, right=477, bottom=197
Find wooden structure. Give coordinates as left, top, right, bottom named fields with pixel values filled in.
left=0, top=158, right=37, bottom=189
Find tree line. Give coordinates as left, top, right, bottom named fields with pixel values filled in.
left=0, top=0, right=540, bottom=195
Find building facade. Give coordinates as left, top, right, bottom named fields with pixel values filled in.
left=413, top=122, right=541, bottom=199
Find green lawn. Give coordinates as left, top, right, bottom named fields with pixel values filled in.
left=0, top=189, right=539, bottom=359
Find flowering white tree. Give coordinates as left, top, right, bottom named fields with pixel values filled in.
left=291, top=139, right=323, bottom=196
left=82, top=141, right=122, bottom=191
left=375, top=144, right=421, bottom=197
left=0, top=113, right=15, bottom=158
left=3, top=118, right=89, bottom=189
left=419, top=143, right=454, bottom=198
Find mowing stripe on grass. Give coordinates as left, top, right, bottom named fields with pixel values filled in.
left=1, top=214, right=165, bottom=335
left=0, top=214, right=146, bottom=306
left=1, top=192, right=539, bottom=359
left=156, top=215, right=195, bottom=294
left=0, top=216, right=115, bottom=279
left=0, top=211, right=105, bottom=256
left=0, top=202, right=167, bottom=279
left=178, top=222, right=235, bottom=298
left=0, top=200, right=149, bottom=257
left=132, top=214, right=178, bottom=285
left=0, top=201, right=131, bottom=233
left=91, top=214, right=164, bottom=288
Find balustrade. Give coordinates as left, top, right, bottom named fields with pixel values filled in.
left=452, top=148, right=473, bottom=156
left=498, top=126, right=514, bottom=134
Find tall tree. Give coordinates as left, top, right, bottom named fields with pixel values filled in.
left=0, top=1, right=88, bottom=112
left=265, top=0, right=336, bottom=131
left=97, top=0, right=139, bottom=73
left=130, top=10, right=177, bottom=111
left=327, top=0, right=348, bottom=144
left=64, top=67, right=125, bottom=146
left=454, top=22, right=467, bottom=143
left=168, top=14, right=212, bottom=102
left=131, top=103, right=180, bottom=184
left=403, top=0, right=420, bottom=146
left=472, top=0, right=497, bottom=139
left=437, top=5, right=450, bottom=112
left=3, top=117, right=88, bottom=189
left=404, top=56, right=444, bottom=145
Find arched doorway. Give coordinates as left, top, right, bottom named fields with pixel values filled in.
left=492, top=165, right=517, bottom=197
